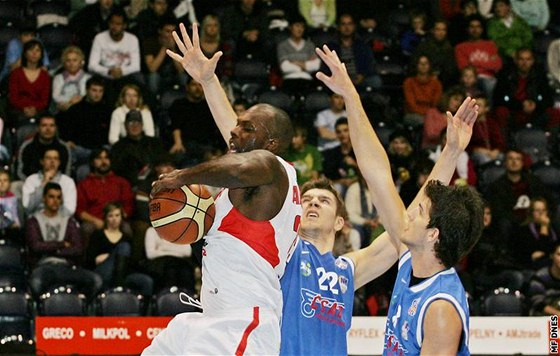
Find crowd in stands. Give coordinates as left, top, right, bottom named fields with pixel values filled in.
left=1, top=0, right=560, bottom=333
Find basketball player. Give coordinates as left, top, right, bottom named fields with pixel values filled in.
left=281, top=98, right=480, bottom=355
left=144, top=24, right=301, bottom=355
left=314, top=45, right=483, bottom=355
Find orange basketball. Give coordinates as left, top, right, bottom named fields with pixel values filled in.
left=149, top=184, right=216, bottom=244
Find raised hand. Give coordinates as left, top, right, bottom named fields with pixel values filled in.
left=166, top=23, right=223, bottom=84
left=315, top=45, right=356, bottom=96
left=445, top=97, right=479, bottom=153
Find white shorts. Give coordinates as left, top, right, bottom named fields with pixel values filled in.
left=142, top=307, right=280, bottom=355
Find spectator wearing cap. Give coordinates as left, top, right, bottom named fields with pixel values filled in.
left=276, top=14, right=321, bottom=96
left=108, top=84, right=155, bottom=145
left=111, top=110, right=167, bottom=187
left=387, top=129, right=416, bottom=190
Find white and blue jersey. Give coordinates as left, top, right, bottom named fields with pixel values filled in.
left=280, top=239, right=355, bottom=355
left=384, top=251, right=470, bottom=355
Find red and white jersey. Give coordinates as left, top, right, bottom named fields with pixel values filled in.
left=201, top=156, right=302, bottom=317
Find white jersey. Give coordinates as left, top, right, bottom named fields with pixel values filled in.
left=201, top=156, right=302, bottom=317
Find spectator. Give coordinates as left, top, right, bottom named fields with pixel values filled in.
left=510, top=0, right=550, bottom=31
left=277, top=14, right=320, bottom=96
left=447, top=0, right=479, bottom=45
left=57, top=76, right=112, bottom=178
left=426, top=128, right=477, bottom=187
left=487, top=0, right=532, bottom=59
left=321, top=117, right=357, bottom=196
left=486, top=148, right=554, bottom=242
left=328, top=14, right=380, bottom=90
left=87, top=202, right=153, bottom=294
left=455, top=14, right=503, bottom=101
left=344, top=173, right=379, bottom=247
left=23, top=149, right=76, bottom=216
left=0, top=170, right=22, bottom=244
left=314, top=92, right=347, bottom=151
left=26, top=182, right=102, bottom=300
left=220, top=0, right=269, bottom=60
left=135, top=155, right=175, bottom=222
left=7, top=40, right=51, bottom=130
left=111, top=110, right=167, bottom=187
left=76, top=148, right=134, bottom=241
left=298, top=0, right=336, bottom=30
left=414, top=18, right=458, bottom=87
left=493, top=48, right=559, bottom=132
left=548, top=38, right=560, bottom=90
left=133, top=0, right=174, bottom=42
left=69, top=0, right=116, bottom=57
left=514, top=197, right=558, bottom=271
left=387, top=129, right=416, bottom=191
left=141, top=226, right=196, bottom=293
left=458, top=65, right=482, bottom=98
left=400, top=11, right=428, bottom=57
left=172, top=0, right=199, bottom=27
left=51, top=46, right=91, bottom=113
left=199, top=14, right=231, bottom=79
left=232, top=98, right=249, bottom=117
left=527, top=243, right=560, bottom=316
left=468, top=202, right=525, bottom=298
left=402, top=55, right=443, bottom=127
left=17, top=114, right=71, bottom=181
left=422, top=86, right=465, bottom=149
left=108, top=84, right=155, bottom=145
left=0, top=22, right=50, bottom=82
left=467, top=94, right=506, bottom=166
left=88, top=9, right=142, bottom=104
left=168, top=79, right=223, bottom=165
left=142, top=17, right=187, bottom=95
left=283, top=125, right=322, bottom=185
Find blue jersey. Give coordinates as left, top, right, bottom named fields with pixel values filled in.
left=384, top=251, right=470, bottom=355
left=280, top=239, right=355, bottom=355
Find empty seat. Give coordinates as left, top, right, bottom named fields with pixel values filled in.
left=152, top=286, right=198, bottom=316
left=482, top=287, right=524, bottom=316
left=532, top=160, right=560, bottom=202
left=258, top=89, right=294, bottom=113
left=31, top=0, right=71, bottom=28
left=303, top=90, right=330, bottom=114
left=0, top=1, right=25, bottom=26
left=513, top=125, right=550, bottom=163
left=95, top=287, right=144, bottom=316
left=0, top=242, right=26, bottom=290
left=39, top=286, right=86, bottom=316
left=477, top=160, right=505, bottom=194
left=234, top=60, right=269, bottom=86
left=0, top=287, right=32, bottom=340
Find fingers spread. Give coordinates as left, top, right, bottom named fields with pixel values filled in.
left=173, top=31, right=187, bottom=54
left=192, top=22, right=200, bottom=48
left=180, top=23, right=193, bottom=50
left=166, top=49, right=183, bottom=62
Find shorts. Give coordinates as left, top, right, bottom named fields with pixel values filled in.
left=142, top=307, right=280, bottom=355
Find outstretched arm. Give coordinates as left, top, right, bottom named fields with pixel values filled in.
left=167, top=23, right=237, bottom=143
left=316, top=46, right=478, bottom=256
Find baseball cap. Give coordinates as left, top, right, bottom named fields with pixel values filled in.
left=125, top=110, right=143, bottom=124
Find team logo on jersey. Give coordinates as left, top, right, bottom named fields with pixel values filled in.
left=300, top=288, right=346, bottom=327
left=408, top=298, right=421, bottom=316
left=339, top=276, right=348, bottom=294
left=300, top=261, right=311, bottom=277
left=335, top=258, right=348, bottom=270
left=401, top=321, right=409, bottom=341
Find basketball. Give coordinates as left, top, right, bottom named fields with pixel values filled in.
left=149, top=184, right=216, bottom=244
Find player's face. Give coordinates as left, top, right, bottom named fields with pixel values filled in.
left=44, top=189, right=62, bottom=213
left=300, top=188, right=343, bottom=236
left=106, top=208, right=122, bottom=229
left=402, top=197, right=432, bottom=245
left=63, top=52, right=83, bottom=75
left=228, top=107, right=271, bottom=153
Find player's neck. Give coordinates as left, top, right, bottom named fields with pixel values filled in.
left=299, top=231, right=334, bottom=255
left=409, top=249, right=447, bottom=278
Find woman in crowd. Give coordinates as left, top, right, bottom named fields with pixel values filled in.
left=108, top=84, right=155, bottom=144
left=51, top=46, right=91, bottom=113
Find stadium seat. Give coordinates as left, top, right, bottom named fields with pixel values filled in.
left=303, top=90, right=330, bottom=114
left=0, top=242, right=26, bottom=290
left=374, top=121, right=396, bottom=149
left=482, top=287, right=524, bottom=316
left=95, top=287, right=144, bottom=316
left=309, top=28, right=337, bottom=47
left=0, top=287, right=32, bottom=340
left=152, top=286, right=198, bottom=316
left=37, top=23, right=74, bottom=65
left=39, top=286, right=86, bottom=316
left=532, top=160, right=560, bottom=202
left=512, top=125, right=550, bottom=163
left=234, top=60, right=269, bottom=86
left=0, top=0, right=25, bottom=26
left=477, top=160, right=505, bottom=194
left=258, top=89, right=294, bottom=113
left=30, top=0, right=71, bottom=28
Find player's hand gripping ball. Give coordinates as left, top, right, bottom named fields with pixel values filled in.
left=149, top=184, right=215, bottom=244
